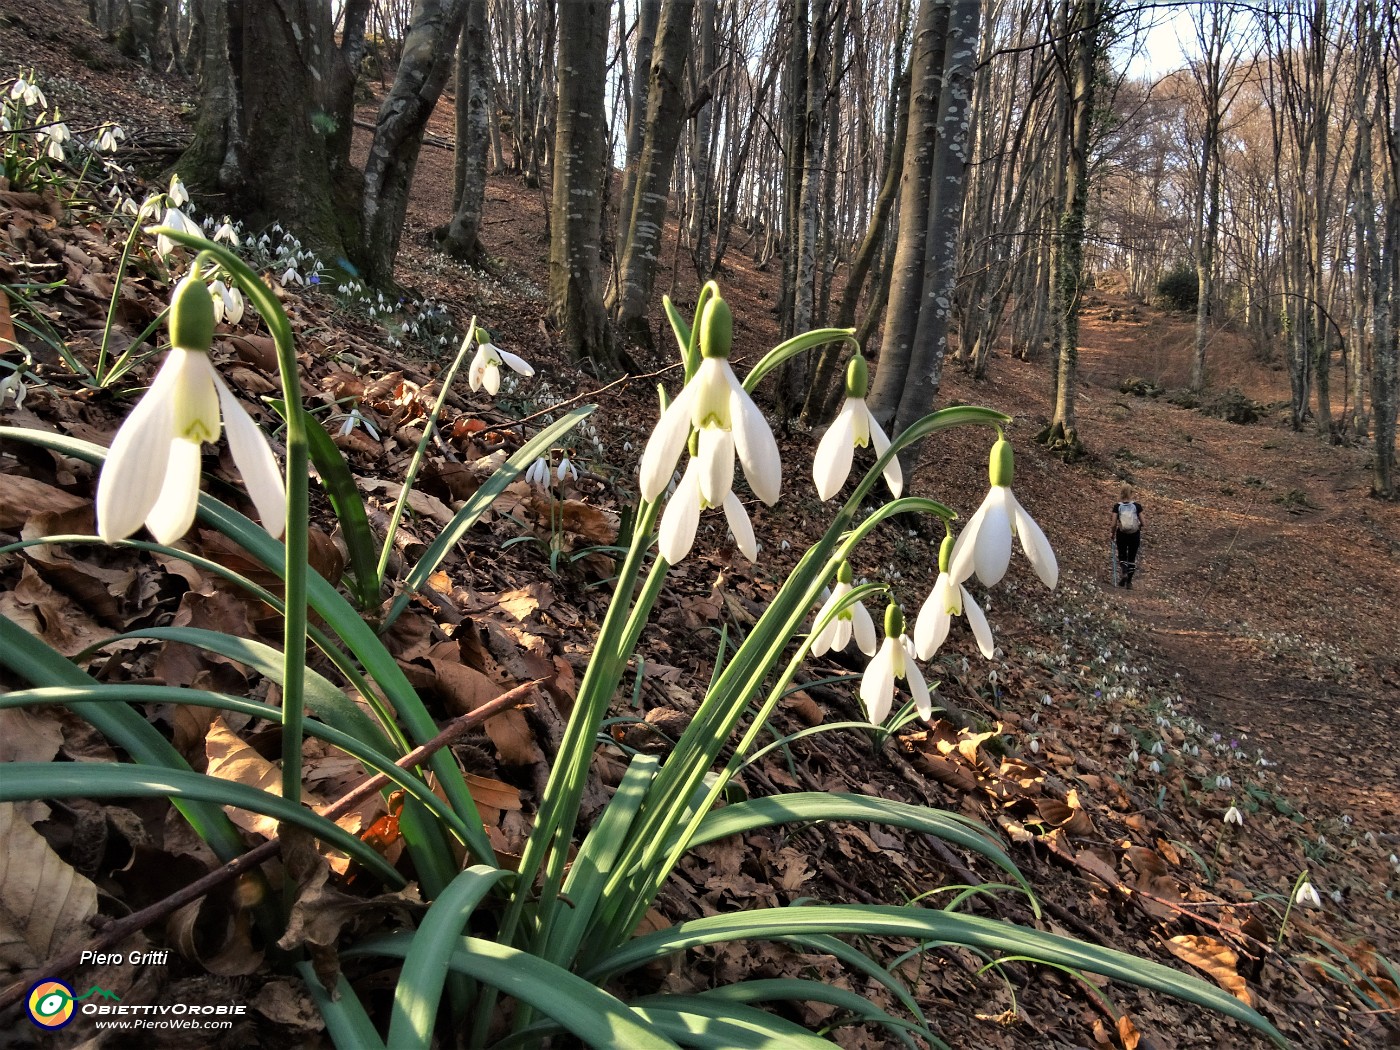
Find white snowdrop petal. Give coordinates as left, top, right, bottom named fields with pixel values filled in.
left=812, top=408, right=857, bottom=501
left=96, top=372, right=179, bottom=541
left=907, top=658, right=932, bottom=721
left=499, top=349, right=534, bottom=377
left=697, top=426, right=735, bottom=506
left=962, top=586, right=996, bottom=659
left=731, top=385, right=782, bottom=505
left=852, top=600, right=878, bottom=656
left=215, top=376, right=286, bottom=537
left=657, top=465, right=702, bottom=565
left=860, top=640, right=897, bottom=724
left=1011, top=492, right=1059, bottom=589
left=144, top=439, right=203, bottom=545
left=972, top=488, right=1014, bottom=586
left=948, top=497, right=990, bottom=584
left=866, top=410, right=902, bottom=498
left=639, top=381, right=697, bottom=503
left=722, top=491, right=758, bottom=561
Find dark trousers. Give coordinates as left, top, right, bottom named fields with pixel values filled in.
left=1115, top=531, right=1140, bottom=582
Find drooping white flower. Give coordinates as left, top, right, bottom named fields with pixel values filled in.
left=155, top=205, right=199, bottom=257
left=337, top=407, right=378, bottom=441
left=213, top=216, right=239, bottom=246
left=468, top=331, right=533, bottom=395
left=167, top=173, right=189, bottom=207
left=279, top=265, right=302, bottom=287
left=557, top=454, right=579, bottom=483
left=0, top=370, right=27, bottom=411
left=208, top=280, right=244, bottom=326
left=1294, top=880, right=1321, bottom=909
left=525, top=456, right=551, bottom=489
left=638, top=295, right=780, bottom=508
left=10, top=76, right=46, bottom=108
left=1224, top=805, right=1244, bottom=826
left=948, top=434, right=1058, bottom=589
left=96, top=123, right=124, bottom=152
left=657, top=454, right=757, bottom=564
left=810, top=561, right=878, bottom=658
left=96, top=274, right=285, bottom=545
left=812, top=355, right=901, bottom=501
left=859, top=602, right=931, bottom=724
left=914, top=530, right=995, bottom=661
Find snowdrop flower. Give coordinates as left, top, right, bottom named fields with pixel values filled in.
left=1150, top=741, right=1164, bottom=756
left=1127, top=748, right=1140, bottom=765
left=810, top=561, right=878, bottom=658
left=639, top=294, right=780, bottom=508
left=155, top=205, right=199, bottom=257
left=657, top=448, right=756, bottom=564
left=10, top=76, right=46, bottom=108
left=525, top=456, right=551, bottom=489
left=337, top=408, right=378, bottom=441
left=557, top=454, right=579, bottom=483
left=208, top=280, right=244, bottom=326
left=45, top=137, right=65, bottom=162
left=914, top=530, right=994, bottom=660
left=1149, top=759, right=1162, bottom=773
left=1217, top=775, right=1233, bottom=790
left=468, top=330, right=533, bottom=395
left=0, top=370, right=27, bottom=410
left=1294, top=881, right=1321, bottom=909
left=213, top=216, right=238, bottom=246
left=96, top=123, right=124, bottom=152
left=279, top=265, right=302, bottom=287
left=96, top=273, right=285, bottom=545
left=812, top=355, right=901, bottom=500
left=860, top=603, right=930, bottom=724
left=948, top=434, right=1058, bottom=589
left=167, top=174, right=189, bottom=207
left=1224, top=805, right=1244, bottom=826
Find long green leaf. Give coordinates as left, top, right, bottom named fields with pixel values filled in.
left=382, top=405, right=595, bottom=629
left=0, top=613, right=248, bottom=864
left=779, top=934, right=935, bottom=1039
left=296, top=405, right=381, bottom=609
left=0, top=685, right=473, bottom=846
left=670, top=981, right=931, bottom=1047
left=0, top=763, right=404, bottom=886
left=687, top=792, right=1032, bottom=902
left=628, top=997, right=834, bottom=1048
left=387, top=865, right=509, bottom=1049
left=742, top=328, right=858, bottom=393
left=96, top=626, right=384, bottom=749
left=585, top=905, right=1286, bottom=1045
left=0, top=427, right=496, bottom=871
left=297, top=963, right=388, bottom=1050
left=349, top=934, right=678, bottom=1049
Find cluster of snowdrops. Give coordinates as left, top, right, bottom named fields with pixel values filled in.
left=99, top=265, right=1058, bottom=725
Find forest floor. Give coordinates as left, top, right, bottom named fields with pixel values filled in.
left=2, top=6, right=1400, bottom=1049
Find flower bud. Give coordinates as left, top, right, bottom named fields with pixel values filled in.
left=884, top=601, right=904, bottom=638
left=169, top=274, right=216, bottom=353
left=844, top=355, right=869, bottom=399
left=988, top=435, right=1014, bottom=487
left=699, top=296, right=733, bottom=360
left=837, top=560, right=854, bottom=585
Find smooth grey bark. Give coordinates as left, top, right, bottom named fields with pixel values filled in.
left=866, top=0, right=949, bottom=428
left=1368, top=0, right=1398, bottom=495
left=439, top=0, right=491, bottom=265
left=361, top=0, right=470, bottom=287
left=610, top=0, right=695, bottom=344
left=616, top=0, right=661, bottom=256
left=688, top=0, right=718, bottom=268
left=1041, top=0, right=1100, bottom=457
left=890, top=0, right=980, bottom=436
left=548, top=0, right=621, bottom=370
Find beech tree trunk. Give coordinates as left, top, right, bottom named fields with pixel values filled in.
left=361, top=0, right=470, bottom=286
left=439, top=0, right=491, bottom=265
left=610, top=0, right=695, bottom=346
left=548, top=0, right=622, bottom=371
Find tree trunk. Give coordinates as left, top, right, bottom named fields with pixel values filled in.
left=866, top=0, right=949, bottom=428
left=616, top=0, right=661, bottom=255
left=610, top=0, right=695, bottom=346
left=548, top=0, right=622, bottom=371
left=439, top=0, right=491, bottom=265
left=361, top=0, right=470, bottom=287
left=890, top=0, right=980, bottom=437
left=1041, top=0, right=1099, bottom=459
left=179, top=0, right=359, bottom=261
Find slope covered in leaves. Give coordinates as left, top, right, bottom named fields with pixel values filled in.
left=2, top=7, right=1399, bottom=1048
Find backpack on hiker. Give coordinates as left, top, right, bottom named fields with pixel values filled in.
left=1116, top=502, right=1140, bottom=533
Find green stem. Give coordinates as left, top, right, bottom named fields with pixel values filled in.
left=376, top=319, right=476, bottom=586
left=97, top=197, right=159, bottom=385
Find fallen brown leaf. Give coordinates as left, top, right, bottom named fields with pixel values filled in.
left=1163, top=934, right=1253, bottom=1006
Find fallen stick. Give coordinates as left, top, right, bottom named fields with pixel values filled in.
left=0, top=678, right=543, bottom=1011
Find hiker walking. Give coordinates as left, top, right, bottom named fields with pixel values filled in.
left=1112, top=484, right=1143, bottom=588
